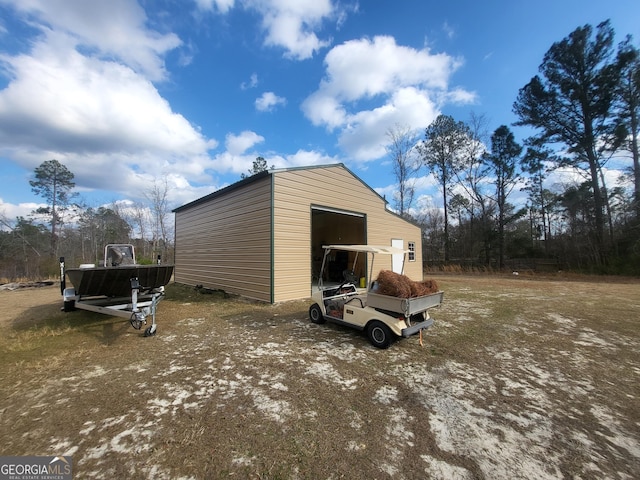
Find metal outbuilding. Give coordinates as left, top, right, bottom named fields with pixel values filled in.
left=172, top=164, right=423, bottom=303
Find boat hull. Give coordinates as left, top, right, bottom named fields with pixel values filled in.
left=66, top=265, right=174, bottom=297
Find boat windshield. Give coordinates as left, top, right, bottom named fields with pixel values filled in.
left=105, top=245, right=135, bottom=267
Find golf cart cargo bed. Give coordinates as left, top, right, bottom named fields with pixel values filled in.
left=367, top=291, right=444, bottom=316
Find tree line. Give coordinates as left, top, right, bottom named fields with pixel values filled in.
left=2, top=20, right=638, bottom=281
left=0, top=159, right=174, bottom=281
left=388, top=20, right=640, bottom=275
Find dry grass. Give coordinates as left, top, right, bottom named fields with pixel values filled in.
left=0, top=276, right=639, bottom=479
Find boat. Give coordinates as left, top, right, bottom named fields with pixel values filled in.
left=65, top=264, right=174, bottom=298
left=60, top=244, right=174, bottom=336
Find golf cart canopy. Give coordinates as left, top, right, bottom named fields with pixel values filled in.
left=318, top=245, right=408, bottom=290
left=322, top=245, right=408, bottom=255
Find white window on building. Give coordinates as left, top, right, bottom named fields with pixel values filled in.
left=408, top=241, right=416, bottom=262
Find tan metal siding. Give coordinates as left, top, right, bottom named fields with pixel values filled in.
left=174, top=165, right=423, bottom=303
left=368, top=213, right=423, bottom=279
left=174, top=176, right=272, bottom=302
left=272, top=166, right=422, bottom=302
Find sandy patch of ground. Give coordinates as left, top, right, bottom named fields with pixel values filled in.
left=0, top=276, right=638, bottom=479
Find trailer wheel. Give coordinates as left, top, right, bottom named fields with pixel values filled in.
left=366, top=321, right=393, bottom=349
left=309, top=304, right=326, bottom=324
left=130, top=314, right=143, bottom=330
left=144, top=325, right=157, bottom=337
left=63, top=300, right=76, bottom=312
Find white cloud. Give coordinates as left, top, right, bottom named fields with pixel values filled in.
left=546, top=165, right=628, bottom=194
left=211, top=146, right=338, bottom=178
left=1, top=0, right=181, bottom=81
left=225, top=130, right=265, bottom=155
left=443, top=87, right=478, bottom=105
left=300, top=91, right=346, bottom=129
left=0, top=6, right=219, bottom=208
left=0, top=33, right=212, bottom=154
left=241, top=72, right=259, bottom=90
left=279, top=149, right=338, bottom=168
left=302, top=35, right=474, bottom=162
left=198, top=0, right=338, bottom=60
left=442, top=21, right=455, bottom=40
left=256, top=0, right=334, bottom=60
left=255, top=91, right=286, bottom=112
left=337, top=87, right=439, bottom=161
left=324, top=35, right=459, bottom=99
left=195, top=0, right=236, bottom=14
left=0, top=199, right=43, bottom=225
left=212, top=150, right=261, bottom=176
left=374, top=174, right=440, bottom=208
left=0, top=0, right=353, bottom=213
left=0, top=32, right=215, bottom=157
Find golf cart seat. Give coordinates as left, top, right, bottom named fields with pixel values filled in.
left=345, top=295, right=366, bottom=308
left=323, top=283, right=357, bottom=298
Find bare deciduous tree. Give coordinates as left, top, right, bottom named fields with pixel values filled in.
left=385, top=124, right=421, bottom=218
left=144, top=177, right=172, bottom=262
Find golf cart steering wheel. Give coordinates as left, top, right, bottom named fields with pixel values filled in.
left=338, top=270, right=358, bottom=291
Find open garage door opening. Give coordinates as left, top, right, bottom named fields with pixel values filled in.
left=311, top=206, right=366, bottom=287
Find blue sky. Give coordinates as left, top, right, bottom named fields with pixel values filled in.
left=1, top=0, right=639, bottom=223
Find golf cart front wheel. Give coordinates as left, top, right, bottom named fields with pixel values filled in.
left=367, top=321, right=393, bottom=349
left=309, top=304, right=326, bottom=324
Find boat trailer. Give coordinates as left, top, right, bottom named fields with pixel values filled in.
left=60, top=245, right=174, bottom=337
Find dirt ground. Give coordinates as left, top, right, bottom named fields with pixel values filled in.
left=0, top=275, right=638, bottom=479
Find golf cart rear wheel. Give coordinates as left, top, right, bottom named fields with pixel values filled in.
left=367, top=320, right=393, bottom=349
left=309, top=304, right=326, bottom=324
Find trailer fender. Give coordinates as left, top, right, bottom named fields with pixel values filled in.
left=62, top=288, right=78, bottom=312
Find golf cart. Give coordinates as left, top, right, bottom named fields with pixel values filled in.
left=309, top=245, right=443, bottom=349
